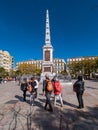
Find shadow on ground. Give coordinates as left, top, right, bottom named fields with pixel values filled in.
left=31, top=106, right=98, bottom=130
left=85, top=86, right=98, bottom=90
left=63, top=100, right=77, bottom=108
left=3, top=100, right=98, bottom=130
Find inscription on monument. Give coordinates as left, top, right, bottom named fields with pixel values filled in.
left=45, top=50, right=50, bottom=61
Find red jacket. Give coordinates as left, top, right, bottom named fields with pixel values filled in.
left=54, top=81, right=62, bottom=95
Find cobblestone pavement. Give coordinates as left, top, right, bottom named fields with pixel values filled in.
left=0, top=80, right=98, bottom=130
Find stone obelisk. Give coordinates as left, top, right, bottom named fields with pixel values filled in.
left=41, top=10, right=54, bottom=80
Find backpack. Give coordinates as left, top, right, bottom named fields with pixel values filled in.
left=54, top=81, right=62, bottom=93
left=47, top=80, right=53, bottom=91
left=27, top=85, right=33, bottom=93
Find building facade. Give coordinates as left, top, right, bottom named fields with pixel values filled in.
left=0, top=50, right=14, bottom=72
left=54, top=58, right=66, bottom=74
left=67, top=56, right=97, bottom=65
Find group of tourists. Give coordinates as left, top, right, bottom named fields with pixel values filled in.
left=20, top=77, right=39, bottom=105
left=20, top=74, right=85, bottom=112
left=20, top=75, right=64, bottom=111
left=43, top=74, right=63, bottom=112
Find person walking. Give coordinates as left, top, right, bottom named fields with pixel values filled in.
left=20, top=78, right=28, bottom=101
left=53, top=77, right=63, bottom=107
left=19, top=76, right=22, bottom=86
left=43, top=74, right=53, bottom=112
left=73, top=75, right=85, bottom=109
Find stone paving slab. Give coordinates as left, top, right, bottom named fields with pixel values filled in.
left=0, top=80, right=98, bottom=130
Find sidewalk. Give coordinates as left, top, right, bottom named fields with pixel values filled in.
left=0, top=80, right=98, bottom=130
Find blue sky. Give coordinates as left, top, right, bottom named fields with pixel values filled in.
left=0, top=0, right=98, bottom=67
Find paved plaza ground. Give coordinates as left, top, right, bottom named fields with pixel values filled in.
left=0, top=79, right=98, bottom=130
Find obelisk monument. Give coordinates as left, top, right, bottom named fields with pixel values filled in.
left=41, top=10, right=54, bottom=80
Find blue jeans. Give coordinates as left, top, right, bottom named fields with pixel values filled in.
left=30, top=92, right=36, bottom=105
left=76, top=91, right=84, bottom=108
left=45, top=92, right=53, bottom=110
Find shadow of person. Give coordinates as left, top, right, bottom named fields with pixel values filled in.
left=34, top=100, right=43, bottom=109
left=38, top=98, right=46, bottom=103
left=39, top=93, right=44, bottom=96
left=26, top=94, right=30, bottom=97
left=63, top=100, right=77, bottom=108
left=15, top=95, right=31, bottom=104
left=15, top=95, right=24, bottom=102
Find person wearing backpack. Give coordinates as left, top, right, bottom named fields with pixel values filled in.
left=20, top=78, right=28, bottom=101
left=28, top=77, right=37, bottom=106
left=43, top=74, right=53, bottom=112
left=73, top=75, right=85, bottom=109
left=53, top=77, right=63, bottom=107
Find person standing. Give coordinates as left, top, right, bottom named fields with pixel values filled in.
left=73, top=75, right=85, bottom=109
left=43, top=74, right=53, bottom=112
left=33, top=77, right=39, bottom=98
left=53, top=77, right=63, bottom=107
left=20, top=78, right=28, bottom=101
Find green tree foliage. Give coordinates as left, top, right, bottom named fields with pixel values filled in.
left=34, top=68, right=42, bottom=75
left=95, top=57, right=98, bottom=71
left=17, top=63, right=41, bottom=75
left=61, top=70, right=67, bottom=75
left=0, top=67, right=9, bottom=78
left=68, top=57, right=98, bottom=79
left=15, top=70, right=21, bottom=76
left=9, top=69, right=15, bottom=77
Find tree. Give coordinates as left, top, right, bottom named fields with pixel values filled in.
left=95, top=57, right=98, bottom=72
left=68, top=58, right=98, bottom=79
left=9, top=69, right=16, bottom=78
left=17, top=63, right=41, bottom=75
left=0, top=67, right=9, bottom=78
left=34, top=68, right=41, bottom=75
left=61, top=70, right=67, bottom=75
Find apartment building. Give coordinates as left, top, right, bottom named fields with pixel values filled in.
left=53, top=58, right=66, bottom=74
left=67, top=56, right=97, bottom=65
left=0, top=50, right=14, bottom=72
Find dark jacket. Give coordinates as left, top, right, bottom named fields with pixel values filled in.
left=73, top=80, right=84, bottom=93
left=43, top=79, right=47, bottom=92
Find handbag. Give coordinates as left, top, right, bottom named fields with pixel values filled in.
left=27, top=85, right=32, bottom=93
